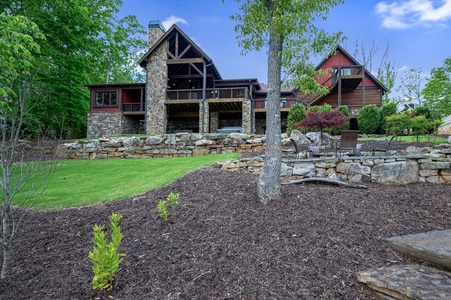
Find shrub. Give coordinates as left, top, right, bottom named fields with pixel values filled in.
left=386, top=113, right=411, bottom=135
left=88, top=213, right=125, bottom=292
left=308, top=104, right=332, bottom=114
left=286, top=103, right=307, bottom=136
left=297, top=109, right=348, bottom=135
left=379, top=101, right=397, bottom=134
left=357, top=104, right=380, bottom=134
left=157, top=192, right=180, bottom=222
left=411, top=115, right=434, bottom=141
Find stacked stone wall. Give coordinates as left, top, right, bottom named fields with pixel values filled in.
left=87, top=112, right=123, bottom=138
left=220, top=146, right=451, bottom=184
left=58, top=133, right=451, bottom=185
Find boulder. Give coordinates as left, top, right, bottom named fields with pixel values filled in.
left=230, top=132, right=250, bottom=140
left=371, top=161, right=419, bottom=184
left=357, top=264, right=451, bottom=300
left=290, top=130, right=311, bottom=144
left=194, top=139, right=214, bottom=146
left=146, top=136, right=166, bottom=145
left=305, top=131, right=332, bottom=147
left=292, top=163, right=315, bottom=176
left=438, top=122, right=451, bottom=134
left=385, top=230, right=451, bottom=270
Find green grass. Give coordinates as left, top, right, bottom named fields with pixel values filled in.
left=14, top=153, right=238, bottom=210
left=359, top=135, right=448, bottom=145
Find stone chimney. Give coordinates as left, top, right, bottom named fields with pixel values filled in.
left=148, top=20, right=166, bottom=48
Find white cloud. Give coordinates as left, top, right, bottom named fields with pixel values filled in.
left=375, top=0, right=451, bottom=29
left=398, top=65, right=410, bottom=72
left=162, top=16, right=188, bottom=30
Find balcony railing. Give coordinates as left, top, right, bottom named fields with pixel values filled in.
left=253, top=98, right=302, bottom=109
left=123, top=103, right=145, bottom=112
left=166, top=87, right=248, bottom=101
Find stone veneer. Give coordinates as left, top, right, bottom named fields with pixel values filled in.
left=87, top=112, right=144, bottom=138
left=146, top=23, right=168, bottom=134
left=87, top=112, right=123, bottom=138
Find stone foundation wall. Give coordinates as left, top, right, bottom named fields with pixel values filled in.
left=219, top=146, right=451, bottom=184
left=87, top=112, right=123, bottom=138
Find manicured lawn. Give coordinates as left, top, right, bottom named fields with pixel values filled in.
left=360, top=135, right=448, bottom=145
left=14, top=153, right=239, bottom=209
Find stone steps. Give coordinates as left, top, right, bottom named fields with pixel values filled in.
left=357, top=230, right=451, bottom=299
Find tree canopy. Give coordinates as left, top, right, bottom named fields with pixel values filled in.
left=423, top=56, right=451, bottom=118
left=0, top=0, right=146, bottom=138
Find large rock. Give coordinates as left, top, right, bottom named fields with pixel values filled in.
left=357, top=264, right=451, bottom=300
left=371, top=161, right=419, bottom=184
left=305, top=131, right=332, bottom=147
left=290, top=130, right=311, bottom=144
left=146, top=136, right=166, bottom=145
left=438, top=122, right=451, bottom=134
left=292, top=163, right=315, bottom=176
left=385, top=230, right=451, bottom=270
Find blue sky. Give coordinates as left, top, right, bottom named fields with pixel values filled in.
left=119, top=0, right=451, bottom=95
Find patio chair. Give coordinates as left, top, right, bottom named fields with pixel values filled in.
left=372, top=135, right=397, bottom=155
left=347, top=143, right=362, bottom=156
left=309, top=145, right=325, bottom=157
left=337, top=130, right=359, bottom=156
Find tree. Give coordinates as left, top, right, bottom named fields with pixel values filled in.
left=399, top=68, right=424, bottom=106
left=378, top=101, right=397, bottom=134
left=352, top=40, right=396, bottom=103
left=0, top=13, right=57, bottom=279
left=1, top=0, right=146, bottom=138
left=230, top=0, right=344, bottom=204
left=423, top=56, right=451, bottom=118
left=286, top=103, right=307, bottom=136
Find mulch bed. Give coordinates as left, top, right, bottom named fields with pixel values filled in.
left=0, top=139, right=450, bottom=299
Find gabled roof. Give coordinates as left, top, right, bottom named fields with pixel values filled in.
left=138, top=24, right=221, bottom=79
left=316, top=45, right=388, bottom=93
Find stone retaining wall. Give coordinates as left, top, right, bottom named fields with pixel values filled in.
left=60, top=132, right=265, bottom=160
left=220, top=146, right=451, bottom=184
left=58, top=133, right=451, bottom=185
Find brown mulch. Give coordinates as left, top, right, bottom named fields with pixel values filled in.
left=0, top=138, right=450, bottom=299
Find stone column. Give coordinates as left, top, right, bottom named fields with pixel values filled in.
left=210, top=111, right=219, bottom=133
left=199, top=101, right=209, bottom=133
left=242, top=97, right=252, bottom=134
left=146, top=21, right=168, bottom=134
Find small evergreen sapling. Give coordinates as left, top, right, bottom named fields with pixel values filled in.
left=88, top=213, right=125, bottom=292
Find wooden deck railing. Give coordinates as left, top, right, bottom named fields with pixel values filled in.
left=123, top=103, right=145, bottom=112
left=166, top=87, right=248, bottom=101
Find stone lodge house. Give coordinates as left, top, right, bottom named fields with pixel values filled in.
left=86, top=20, right=387, bottom=138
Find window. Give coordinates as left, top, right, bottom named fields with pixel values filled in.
left=94, top=91, right=118, bottom=107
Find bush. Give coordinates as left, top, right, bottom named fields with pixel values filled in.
left=308, top=104, right=332, bottom=114
left=386, top=113, right=411, bottom=135
left=88, top=213, right=125, bottom=292
left=379, top=102, right=397, bottom=134
left=286, top=103, right=307, bottom=136
left=357, top=104, right=380, bottom=134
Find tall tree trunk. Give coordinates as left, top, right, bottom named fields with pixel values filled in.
left=257, top=4, right=283, bottom=204
left=1, top=208, right=12, bottom=279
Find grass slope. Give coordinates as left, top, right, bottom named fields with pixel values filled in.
left=15, top=154, right=238, bottom=209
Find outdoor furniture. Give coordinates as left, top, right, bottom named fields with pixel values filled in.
left=372, top=135, right=397, bottom=155
left=347, top=143, right=362, bottom=156
left=309, top=145, right=325, bottom=157
left=337, top=130, right=359, bottom=156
